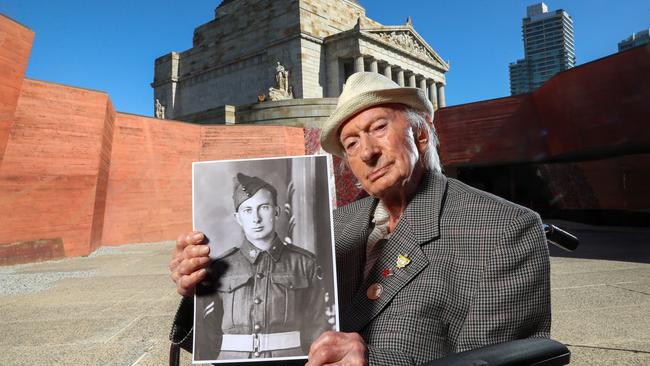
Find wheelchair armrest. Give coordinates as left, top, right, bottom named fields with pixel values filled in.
left=419, top=338, right=570, bottom=366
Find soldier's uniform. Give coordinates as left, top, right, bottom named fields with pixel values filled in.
left=193, top=173, right=329, bottom=361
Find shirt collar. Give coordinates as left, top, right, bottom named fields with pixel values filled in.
left=239, top=234, right=285, bottom=264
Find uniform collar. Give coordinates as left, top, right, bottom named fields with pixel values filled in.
left=239, top=234, right=285, bottom=264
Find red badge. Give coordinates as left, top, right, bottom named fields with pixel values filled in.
left=382, top=268, right=393, bottom=278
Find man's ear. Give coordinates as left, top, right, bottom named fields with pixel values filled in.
left=233, top=211, right=242, bottom=225
left=415, top=118, right=430, bottom=153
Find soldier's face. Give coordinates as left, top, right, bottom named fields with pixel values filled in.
left=235, top=188, right=279, bottom=243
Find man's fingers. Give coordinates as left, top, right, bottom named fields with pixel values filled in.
left=178, top=256, right=210, bottom=276
left=175, top=231, right=205, bottom=251
left=169, top=255, right=182, bottom=272
left=183, top=240, right=210, bottom=259
left=307, top=332, right=367, bottom=366
left=177, top=268, right=208, bottom=295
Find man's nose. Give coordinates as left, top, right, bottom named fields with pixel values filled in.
left=253, top=210, right=261, bottom=223
left=359, top=134, right=380, bottom=163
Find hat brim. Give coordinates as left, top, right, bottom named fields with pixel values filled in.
left=320, top=87, right=433, bottom=157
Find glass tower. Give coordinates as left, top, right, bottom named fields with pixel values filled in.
left=618, top=29, right=650, bottom=52
left=509, top=3, right=575, bottom=95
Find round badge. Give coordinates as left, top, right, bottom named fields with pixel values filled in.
left=366, top=283, right=383, bottom=300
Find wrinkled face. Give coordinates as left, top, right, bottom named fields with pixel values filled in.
left=339, top=105, right=427, bottom=198
left=235, top=188, right=279, bottom=242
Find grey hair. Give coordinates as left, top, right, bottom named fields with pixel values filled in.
left=403, top=107, right=442, bottom=173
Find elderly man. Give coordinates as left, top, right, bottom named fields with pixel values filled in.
left=170, top=72, right=550, bottom=365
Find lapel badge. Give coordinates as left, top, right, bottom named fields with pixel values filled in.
left=367, top=283, right=383, bottom=300
left=249, top=249, right=258, bottom=258
left=395, top=254, right=411, bottom=269
left=382, top=268, right=393, bottom=278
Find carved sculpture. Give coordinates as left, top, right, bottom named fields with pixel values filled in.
left=268, top=61, right=293, bottom=101
left=155, top=99, right=166, bottom=119
left=377, top=32, right=433, bottom=61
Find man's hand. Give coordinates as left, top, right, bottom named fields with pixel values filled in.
left=169, top=231, right=210, bottom=297
left=307, top=331, right=368, bottom=366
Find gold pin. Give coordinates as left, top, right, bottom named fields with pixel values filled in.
left=396, top=254, right=411, bottom=269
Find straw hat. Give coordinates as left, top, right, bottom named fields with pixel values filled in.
left=320, top=72, right=433, bottom=157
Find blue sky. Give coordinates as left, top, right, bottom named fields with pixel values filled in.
left=2, top=0, right=648, bottom=116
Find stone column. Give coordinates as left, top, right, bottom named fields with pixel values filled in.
left=428, top=80, right=438, bottom=110
left=383, top=64, right=392, bottom=80
left=369, top=59, right=378, bottom=73
left=327, top=58, right=340, bottom=97
left=408, top=73, right=416, bottom=88
left=419, top=77, right=427, bottom=92
left=437, top=83, right=446, bottom=108
left=354, top=56, right=364, bottom=73
left=397, top=69, right=405, bottom=86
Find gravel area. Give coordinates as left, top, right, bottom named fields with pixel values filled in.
left=0, top=268, right=96, bottom=296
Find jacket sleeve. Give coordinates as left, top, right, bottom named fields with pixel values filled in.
left=455, top=210, right=551, bottom=352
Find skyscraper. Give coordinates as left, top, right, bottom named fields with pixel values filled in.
left=618, top=29, right=650, bottom=52
left=509, top=3, right=575, bottom=95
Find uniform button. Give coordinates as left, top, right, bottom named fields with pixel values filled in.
left=253, top=351, right=260, bottom=357
left=254, top=298, right=262, bottom=304
left=256, top=273, right=264, bottom=279
left=254, top=324, right=261, bottom=331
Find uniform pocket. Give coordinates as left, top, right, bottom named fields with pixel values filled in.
left=270, top=273, right=309, bottom=324
left=216, top=274, right=252, bottom=329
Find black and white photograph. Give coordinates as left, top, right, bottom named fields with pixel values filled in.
left=191, top=155, right=338, bottom=364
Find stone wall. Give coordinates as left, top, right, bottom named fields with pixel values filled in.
left=154, top=0, right=307, bottom=118
left=235, top=98, right=337, bottom=128
left=298, top=0, right=367, bottom=38
left=0, top=74, right=307, bottom=264
left=0, top=80, right=114, bottom=258
left=0, top=18, right=309, bottom=264
left=101, top=114, right=201, bottom=246
left=153, top=0, right=390, bottom=121
left=0, top=15, right=33, bottom=166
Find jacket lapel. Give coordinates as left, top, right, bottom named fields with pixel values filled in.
left=336, top=197, right=376, bottom=321
left=342, top=172, right=448, bottom=332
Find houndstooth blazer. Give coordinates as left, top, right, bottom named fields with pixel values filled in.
left=335, top=171, right=551, bottom=365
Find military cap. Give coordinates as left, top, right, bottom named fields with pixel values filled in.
left=232, top=173, right=277, bottom=211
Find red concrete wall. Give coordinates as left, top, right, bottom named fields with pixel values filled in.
left=437, top=44, right=650, bottom=166
left=0, top=79, right=113, bottom=257
left=437, top=95, right=546, bottom=167
left=101, top=118, right=306, bottom=246
left=541, top=154, right=650, bottom=211
left=199, top=125, right=305, bottom=160
left=0, top=15, right=34, bottom=165
left=101, top=114, right=201, bottom=245
left=534, top=44, right=650, bottom=160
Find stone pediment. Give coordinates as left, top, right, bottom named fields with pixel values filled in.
left=363, top=27, right=449, bottom=71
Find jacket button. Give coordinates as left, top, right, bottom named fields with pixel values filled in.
left=254, top=298, right=262, bottom=304
left=254, top=351, right=260, bottom=357
left=256, top=273, right=264, bottom=279
left=254, top=323, right=261, bottom=331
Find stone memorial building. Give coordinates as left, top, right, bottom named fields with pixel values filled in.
left=152, top=0, right=449, bottom=125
